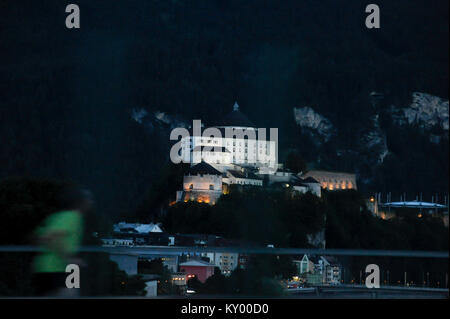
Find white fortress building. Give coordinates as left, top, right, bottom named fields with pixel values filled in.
left=175, top=102, right=341, bottom=204
left=179, top=102, right=278, bottom=173
left=177, top=161, right=224, bottom=204
left=176, top=102, right=274, bottom=204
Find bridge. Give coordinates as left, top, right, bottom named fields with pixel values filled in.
left=1, top=245, right=449, bottom=258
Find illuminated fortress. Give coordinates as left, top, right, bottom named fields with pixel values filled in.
left=175, top=102, right=355, bottom=205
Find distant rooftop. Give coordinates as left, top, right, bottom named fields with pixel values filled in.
left=215, top=101, right=256, bottom=128
left=302, top=177, right=320, bottom=184
left=303, top=170, right=356, bottom=177
left=187, top=161, right=222, bottom=176
left=179, top=259, right=215, bottom=267
left=114, top=222, right=163, bottom=233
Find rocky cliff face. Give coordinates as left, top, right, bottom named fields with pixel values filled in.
left=294, top=92, right=448, bottom=166
left=293, top=107, right=335, bottom=143
left=390, top=92, right=449, bottom=144
left=293, top=104, right=389, bottom=166
left=359, top=114, right=389, bottom=164
left=402, top=92, right=449, bottom=131
left=291, top=91, right=448, bottom=192
left=132, top=108, right=188, bottom=133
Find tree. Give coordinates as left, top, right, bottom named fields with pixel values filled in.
left=187, top=277, right=203, bottom=292
left=203, top=267, right=228, bottom=294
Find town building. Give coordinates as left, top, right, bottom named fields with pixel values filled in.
left=137, top=255, right=180, bottom=273
left=111, top=222, right=169, bottom=246
left=171, top=272, right=187, bottom=286
left=141, top=274, right=159, bottom=297
left=267, top=170, right=322, bottom=198
left=202, top=252, right=239, bottom=276
left=179, top=259, right=215, bottom=283
left=113, top=222, right=164, bottom=234
left=237, top=254, right=250, bottom=269
left=293, top=255, right=315, bottom=274
left=293, top=255, right=343, bottom=286
left=316, top=256, right=342, bottom=285
left=172, top=234, right=223, bottom=247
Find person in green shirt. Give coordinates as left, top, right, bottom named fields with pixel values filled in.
left=32, top=187, right=93, bottom=296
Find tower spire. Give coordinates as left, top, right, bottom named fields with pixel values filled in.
left=233, top=101, right=239, bottom=111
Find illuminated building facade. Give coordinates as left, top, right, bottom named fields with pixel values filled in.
left=301, top=170, right=357, bottom=191
left=180, top=102, right=277, bottom=173
left=176, top=161, right=224, bottom=205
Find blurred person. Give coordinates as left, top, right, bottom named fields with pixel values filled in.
left=32, top=186, right=93, bottom=297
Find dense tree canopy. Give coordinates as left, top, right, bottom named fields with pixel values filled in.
left=162, top=186, right=326, bottom=247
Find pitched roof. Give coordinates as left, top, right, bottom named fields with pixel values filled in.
left=187, top=161, right=222, bottom=175
left=217, top=102, right=256, bottom=128
left=179, top=260, right=214, bottom=267
left=308, top=255, right=320, bottom=263
left=288, top=176, right=307, bottom=187
left=227, top=169, right=262, bottom=180
left=114, top=222, right=163, bottom=233
left=302, top=177, right=320, bottom=184
left=303, top=170, right=356, bottom=178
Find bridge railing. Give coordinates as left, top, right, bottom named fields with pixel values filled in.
left=0, top=246, right=448, bottom=298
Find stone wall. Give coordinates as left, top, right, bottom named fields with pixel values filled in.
left=302, top=170, right=357, bottom=191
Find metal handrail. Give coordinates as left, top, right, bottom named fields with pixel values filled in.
left=0, top=245, right=448, bottom=258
